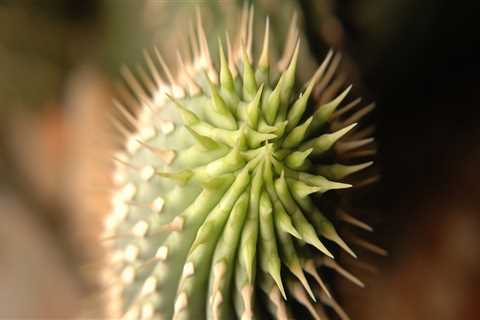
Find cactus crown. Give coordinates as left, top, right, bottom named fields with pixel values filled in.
left=104, top=6, right=377, bottom=320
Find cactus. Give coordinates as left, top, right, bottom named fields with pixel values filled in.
left=103, top=7, right=377, bottom=320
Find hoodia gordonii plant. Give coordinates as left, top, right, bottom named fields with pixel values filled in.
left=104, top=7, right=379, bottom=320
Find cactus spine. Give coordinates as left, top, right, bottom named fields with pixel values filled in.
left=104, top=7, right=377, bottom=320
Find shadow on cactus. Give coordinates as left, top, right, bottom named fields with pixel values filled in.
left=103, top=6, right=380, bottom=320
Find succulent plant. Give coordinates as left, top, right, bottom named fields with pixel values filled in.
left=103, top=7, right=377, bottom=320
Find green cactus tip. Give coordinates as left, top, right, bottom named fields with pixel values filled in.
left=103, top=6, right=380, bottom=320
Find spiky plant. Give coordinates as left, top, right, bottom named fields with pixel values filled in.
left=103, top=7, right=378, bottom=320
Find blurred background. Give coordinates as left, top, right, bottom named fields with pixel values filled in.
left=0, top=0, right=479, bottom=319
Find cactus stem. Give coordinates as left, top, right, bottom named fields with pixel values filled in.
left=104, top=8, right=378, bottom=319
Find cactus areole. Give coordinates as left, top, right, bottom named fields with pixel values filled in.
left=104, top=7, right=376, bottom=320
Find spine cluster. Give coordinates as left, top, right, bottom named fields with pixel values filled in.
left=103, top=7, right=382, bottom=320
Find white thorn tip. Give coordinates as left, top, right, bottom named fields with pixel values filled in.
left=155, top=246, right=168, bottom=261
left=152, top=197, right=165, bottom=213
left=132, top=220, right=149, bottom=237
left=121, top=266, right=135, bottom=284
left=113, top=203, right=128, bottom=220
left=121, top=183, right=137, bottom=201
left=159, top=121, right=175, bottom=135
left=124, top=245, right=139, bottom=262
left=141, top=276, right=157, bottom=296
left=174, top=292, right=188, bottom=314
left=126, top=136, right=141, bottom=154
left=140, top=166, right=155, bottom=181
left=140, top=127, right=156, bottom=141
left=182, top=262, right=195, bottom=278
left=141, top=304, right=155, bottom=320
